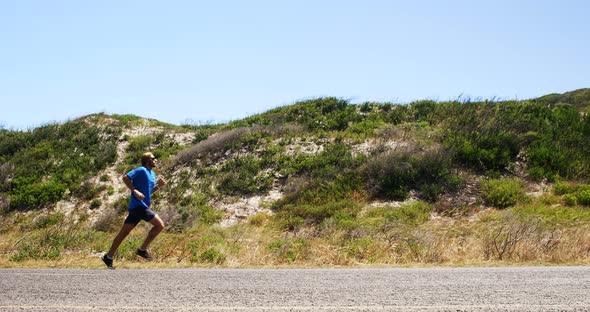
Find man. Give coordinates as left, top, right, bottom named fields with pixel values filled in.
left=102, top=152, right=166, bottom=269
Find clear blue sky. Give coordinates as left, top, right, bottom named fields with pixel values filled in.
left=1, top=0, right=589, bottom=130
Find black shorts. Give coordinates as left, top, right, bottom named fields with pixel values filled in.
left=124, top=207, right=156, bottom=225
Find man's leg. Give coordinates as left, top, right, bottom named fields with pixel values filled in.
left=107, top=222, right=136, bottom=258
left=140, top=214, right=165, bottom=251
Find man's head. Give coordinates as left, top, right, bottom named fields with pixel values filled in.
left=141, top=152, right=157, bottom=168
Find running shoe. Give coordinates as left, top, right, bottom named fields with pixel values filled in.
left=101, top=254, right=114, bottom=270
left=136, top=249, right=153, bottom=261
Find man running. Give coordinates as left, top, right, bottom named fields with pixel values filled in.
left=102, top=152, right=166, bottom=269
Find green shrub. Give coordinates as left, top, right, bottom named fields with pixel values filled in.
left=446, top=131, right=519, bottom=173
left=527, top=145, right=570, bottom=181
left=563, top=194, right=578, bottom=206
left=344, top=119, right=385, bottom=139
left=480, top=178, right=527, bottom=208
left=90, top=199, right=102, bottom=209
left=362, top=151, right=413, bottom=201
left=332, top=212, right=359, bottom=231
left=198, top=247, right=226, bottom=264
left=411, top=100, right=437, bottom=122
left=385, top=201, right=432, bottom=226
left=553, top=182, right=590, bottom=206
left=575, top=189, right=590, bottom=206
left=281, top=142, right=363, bottom=180
left=553, top=181, right=578, bottom=195
left=34, top=213, right=64, bottom=229
left=9, top=179, right=66, bottom=210
left=275, top=215, right=305, bottom=231
left=419, top=184, right=442, bottom=202
left=218, top=155, right=272, bottom=196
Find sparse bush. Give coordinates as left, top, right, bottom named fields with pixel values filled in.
left=77, top=181, right=106, bottom=200
left=274, top=171, right=363, bottom=226
left=111, top=114, right=142, bottom=126
left=161, top=193, right=223, bottom=232
left=362, top=147, right=455, bottom=202
left=275, top=215, right=304, bottom=231
left=267, top=238, right=308, bottom=263
left=187, top=233, right=226, bottom=263
left=278, top=200, right=361, bottom=225
left=10, top=212, right=94, bottom=262
left=479, top=211, right=536, bottom=261
left=113, top=196, right=130, bottom=212
left=92, top=208, right=121, bottom=232
left=34, top=213, right=64, bottom=229
left=344, top=237, right=375, bottom=261
left=0, top=162, right=14, bottom=187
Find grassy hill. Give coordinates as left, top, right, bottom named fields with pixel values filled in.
left=1, top=89, right=589, bottom=267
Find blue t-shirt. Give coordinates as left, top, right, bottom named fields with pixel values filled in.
left=126, top=166, right=156, bottom=210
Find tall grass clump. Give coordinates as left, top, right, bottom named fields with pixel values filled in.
left=10, top=212, right=101, bottom=261
left=476, top=204, right=590, bottom=262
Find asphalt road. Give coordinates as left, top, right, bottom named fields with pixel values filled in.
left=1, top=266, right=589, bottom=312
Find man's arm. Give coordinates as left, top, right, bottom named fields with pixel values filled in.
left=152, top=177, right=167, bottom=195
left=122, top=175, right=145, bottom=200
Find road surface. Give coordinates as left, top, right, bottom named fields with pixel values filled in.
left=1, top=266, right=589, bottom=311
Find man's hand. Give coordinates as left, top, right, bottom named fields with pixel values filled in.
left=133, top=189, right=145, bottom=200
left=157, top=177, right=167, bottom=187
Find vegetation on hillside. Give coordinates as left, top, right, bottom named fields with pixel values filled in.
left=0, top=89, right=589, bottom=267
left=0, top=118, right=120, bottom=210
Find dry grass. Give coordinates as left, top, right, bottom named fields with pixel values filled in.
left=168, top=125, right=302, bottom=169
left=1, top=199, right=590, bottom=269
